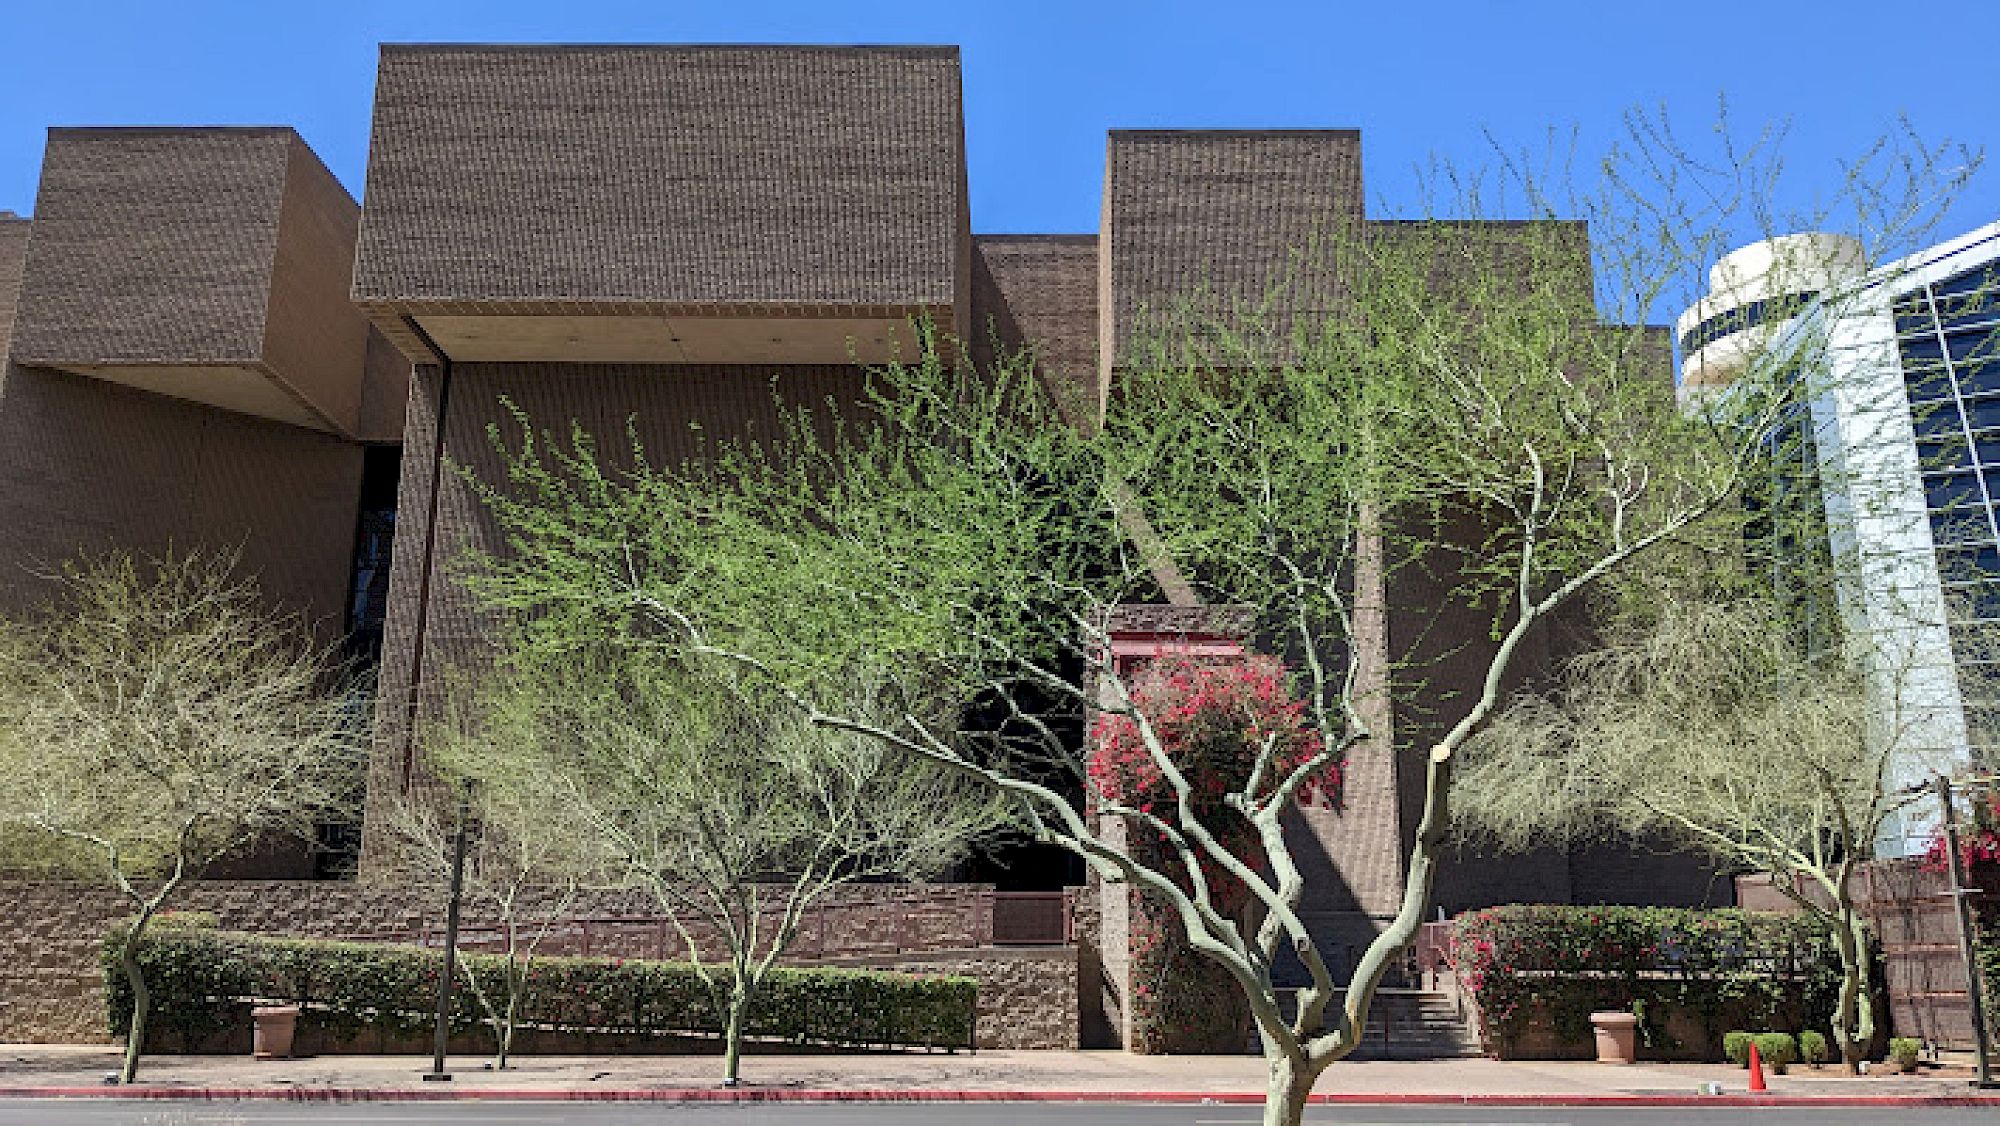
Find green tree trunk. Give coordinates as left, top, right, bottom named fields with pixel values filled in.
left=1829, top=901, right=1875, bottom=1075
left=496, top=983, right=517, bottom=1071
left=1261, top=1054, right=1325, bottom=1126
left=118, top=910, right=155, bottom=1085
left=721, top=982, right=751, bottom=1086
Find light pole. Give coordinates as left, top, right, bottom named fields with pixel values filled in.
left=423, top=786, right=472, bottom=1082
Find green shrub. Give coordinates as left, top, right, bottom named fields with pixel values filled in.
left=1751, top=1032, right=1797, bottom=1073
left=1451, top=906, right=1846, bottom=1060
left=105, top=926, right=976, bottom=1053
left=1799, top=1029, right=1828, bottom=1067
left=1889, top=1036, right=1923, bottom=1070
left=1724, top=1031, right=1753, bottom=1067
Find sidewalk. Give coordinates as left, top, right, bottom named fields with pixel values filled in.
left=2, top=1045, right=1997, bottom=1106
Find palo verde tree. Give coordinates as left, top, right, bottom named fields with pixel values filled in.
left=1452, top=596, right=1970, bottom=1072
left=456, top=647, right=1005, bottom=1086
left=376, top=714, right=595, bottom=1071
left=465, top=117, right=1974, bottom=1124
left=0, top=552, right=365, bottom=1084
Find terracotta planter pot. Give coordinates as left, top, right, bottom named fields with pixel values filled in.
left=1590, top=1011, right=1639, bottom=1064
left=251, top=1005, right=301, bottom=1060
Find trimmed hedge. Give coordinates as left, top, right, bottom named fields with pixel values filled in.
left=1752, top=1032, right=1797, bottom=1072
left=1889, top=1036, right=1923, bottom=1070
left=105, top=925, right=976, bottom=1053
left=1452, top=906, right=1844, bottom=1060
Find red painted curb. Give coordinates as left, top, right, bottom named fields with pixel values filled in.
left=2, top=1086, right=1999, bottom=1107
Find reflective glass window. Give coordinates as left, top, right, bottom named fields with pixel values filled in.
left=1913, top=400, right=1966, bottom=438
left=1926, top=471, right=1982, bottom=510
left=1932, top=507, right=1991, bottom=544
left=1920, top=433, right=1974, bottom=469
left=1906, top=359, right=1953, bottom=401
left=1939, top=544, right=2000, bottom=583
left=1944, top=579, right=2000, bottom=621
left=1966, top=396, right=2000, bottom=431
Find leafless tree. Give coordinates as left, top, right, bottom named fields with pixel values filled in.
left=456, top=650, right=1008, bottom=1085
left=0, top=552, right=365, bottom=1084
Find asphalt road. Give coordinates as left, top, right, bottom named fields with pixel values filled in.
left=0, top=1104, right=1995, bottom=1126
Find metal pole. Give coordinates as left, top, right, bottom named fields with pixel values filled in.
left=1935, top=774, right=1995, bottom=1088
left=423, top=788, right=471, bottom=1082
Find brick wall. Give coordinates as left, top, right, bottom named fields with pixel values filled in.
left=0, top=218, right=27, bottom=364
left=0, top=364, right=365, bottom=638
left=0, top=879, right=1080, bottom=1049
left=834, top=948, right=1078, bottom=1050
left=1739, top=858, right=1989, bottom=1049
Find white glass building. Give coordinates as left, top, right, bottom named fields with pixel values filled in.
left=1679, top=221, right=2000, bottom=854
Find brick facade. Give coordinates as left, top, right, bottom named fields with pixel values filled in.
left=0, top=43, right=1729, bottom=1055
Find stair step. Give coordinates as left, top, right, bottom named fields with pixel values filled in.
left=1250, top=987, right=1484, bottom=1060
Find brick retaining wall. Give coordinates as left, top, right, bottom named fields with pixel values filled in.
left=0, top=879, right=1079, bottom=1049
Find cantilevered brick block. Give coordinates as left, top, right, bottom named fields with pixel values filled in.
left=10, top=128, right=374, bottom=436
left=352, top=44, right=969, bottom=365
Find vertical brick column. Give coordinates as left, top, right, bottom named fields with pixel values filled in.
left=1091, top=606, right=1249, bottom=1051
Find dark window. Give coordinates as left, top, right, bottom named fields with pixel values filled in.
left=1966, top=396, right=2000, bottom=432
left=1679, top=290, right=1821, bottom=355
left=1906, top=360, right=1954, bottom=402
left=343, top=445, right=401, bottom=667
left=1932, top=266, right=2000, bottom=332
left=1949, top=328, right=2000, bottom=366
left=1939, top=544, right=2000, bottom=584
left=1932, top=507, right=1993, bottom=545
left=1944, top=580, right=2000, bottom=622
left=1900, top=333, right=1948, bottom=364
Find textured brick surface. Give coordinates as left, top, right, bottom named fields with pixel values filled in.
left=1741, top=859, right=1991, bottom=1049
left=0, top=218, right=27, bottom=365
left=12, top=129, right=287, bottom=367
left=972, top=235, right=1099, bottom=422
left=0, top=364, right=363, bottom=628
left=836, top=949, right=1078, bottom=1050
left=1104, top=131, right=1362, bottom=370
left=355, top=326, right=413, bottom=443
left=353, top=46, right=963, bottom=311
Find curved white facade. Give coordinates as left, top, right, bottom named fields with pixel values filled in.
left=1676, top=232, right=1867, bottom=397
left=1687, top=223, right=2000, bottom=855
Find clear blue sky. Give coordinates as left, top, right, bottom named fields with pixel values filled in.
left=4, top=0, right=1996, bottom=247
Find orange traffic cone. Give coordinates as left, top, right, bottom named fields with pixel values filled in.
left=1748, top=1042, right=1768, bottom=1092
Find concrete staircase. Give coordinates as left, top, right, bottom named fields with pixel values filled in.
left=1255, top=987, right=1483, bottom=1060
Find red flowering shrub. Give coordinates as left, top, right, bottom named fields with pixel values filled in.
left=1088, top=653, right=1334, bottom=825
left=1087, top=654, right=1333, bottom=1053
left=1920, top=785, right=2000, bottom=874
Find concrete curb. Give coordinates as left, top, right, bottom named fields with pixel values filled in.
left=2, top=1086, right=1999, bottom=1107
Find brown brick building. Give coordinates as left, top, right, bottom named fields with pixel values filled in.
left=0, top=45, right=1724, bottom=959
